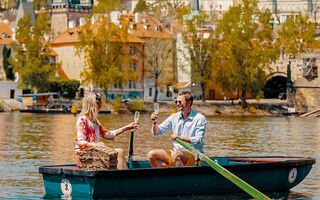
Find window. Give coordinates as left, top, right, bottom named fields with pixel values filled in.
left=133, top=63, right=136, bottom=71
left=129, top=80, right=132, bottom=89
left=133, top=82, right=136, bottom=89
left=130, top=46, right=136, bottom=54
left=149, top=88, right=152, bottom=97
left=114, top=83, right=118, bottom=88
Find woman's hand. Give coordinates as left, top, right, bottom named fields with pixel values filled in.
left=124, top=122, right=139, bottom=131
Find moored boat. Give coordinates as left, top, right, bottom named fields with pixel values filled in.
left=39, top=156, right=315, bottom=198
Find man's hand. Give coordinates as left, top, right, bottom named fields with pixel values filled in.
left=171, top=134, right=179, bottom=141
left=151, top=113, right=158, bottom=124
left=171, top=134, right=191, bottom=144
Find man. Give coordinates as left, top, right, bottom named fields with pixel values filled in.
left=147, top=91, right=206, bottom=167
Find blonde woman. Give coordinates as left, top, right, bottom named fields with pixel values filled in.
left=75, top=92, right=138, bottom=169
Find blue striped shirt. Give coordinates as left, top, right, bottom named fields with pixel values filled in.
left=152, top=109, right=206, bottom=153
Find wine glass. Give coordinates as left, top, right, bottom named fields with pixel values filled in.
left=154, top=103, right=159, bottom=114
left=134, top=111, right=140, bottom=123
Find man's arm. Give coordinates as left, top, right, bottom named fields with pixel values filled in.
left=151, top=113, right=173, bottom=136
left=151, top=113, right=159, bottom=134
left=190, top=117, right=206, bottom=146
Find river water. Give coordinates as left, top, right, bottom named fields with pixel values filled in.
left=0, top=112, right=319, bottom=199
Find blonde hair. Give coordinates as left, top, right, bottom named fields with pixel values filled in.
left=80, top=92, right=101, bottom=122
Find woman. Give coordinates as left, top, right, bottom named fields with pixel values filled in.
left=75, top=92, right=138, bottom=169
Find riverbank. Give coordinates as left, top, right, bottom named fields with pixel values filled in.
left=0, top=98, right=289, bottom=116
left=141, top=99, right=288, bottom=117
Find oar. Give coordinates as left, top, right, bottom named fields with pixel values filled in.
left=128, top=130, right=134, bottom=168
left=128, top=111, right=139, bottom=169
left=175, top=138, right=270, bottom=200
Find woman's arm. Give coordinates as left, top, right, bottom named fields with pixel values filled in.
left=98, top=120, right=138, bottom=139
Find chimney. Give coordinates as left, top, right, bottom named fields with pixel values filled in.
left=79, top=17, right=85, bottom=26
left=110, top=11, right=121, bottom=25
left=68, top=20, right=76, bottom=28
left=91, top=16, right=96, bottom=24
left=135, top=12, right=140, bottom=23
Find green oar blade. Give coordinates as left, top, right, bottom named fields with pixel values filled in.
left=175, top=138, right=270, bottom=200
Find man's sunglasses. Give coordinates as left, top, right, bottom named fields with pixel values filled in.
left=175, top=100, right=185, bottom=104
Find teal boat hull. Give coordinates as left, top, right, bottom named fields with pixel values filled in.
left=39, top=156, right=315, bottom=198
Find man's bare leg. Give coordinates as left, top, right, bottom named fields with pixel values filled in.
left=115, top=148, right=128, bottom=170
left=171, top=151, right=189, bottom=167
left=147, top=149, right=170, bottom=168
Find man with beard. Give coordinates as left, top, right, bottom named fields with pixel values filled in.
left=147, top=91, right=206, bottom=167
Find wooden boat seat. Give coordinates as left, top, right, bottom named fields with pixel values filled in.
left=230, top=157, right=307, bottom=162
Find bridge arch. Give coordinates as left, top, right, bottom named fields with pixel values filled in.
left=264, top=73, right=287, bottom=98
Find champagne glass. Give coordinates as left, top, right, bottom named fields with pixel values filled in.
left=154, top=103, right=159, bottom=114
left=134, top=111, right=140, bottom=123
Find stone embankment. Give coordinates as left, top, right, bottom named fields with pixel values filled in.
left=142, top=99, right=289, bottom=117
left=0, top=98, right=292, bottom=117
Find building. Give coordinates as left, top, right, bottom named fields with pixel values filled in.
left=122, top=13, right=176, bottom=101
left=131, top=0, right=320, bottom=24
left=49, top=0, right=93, bottom=37
left=0, top=20, right=22, bottom=99
left=51, top=15, right=145, bottom=99
left=0, top=21, right=13, bottom=80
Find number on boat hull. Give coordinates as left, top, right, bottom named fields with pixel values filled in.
left=61, top=179, right=72, bottom=196
left=288, top=168, right=297, bottom=183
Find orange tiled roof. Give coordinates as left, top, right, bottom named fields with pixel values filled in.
left=122, top=13, right=173, bottom=39
left=52, top=20, right=144, bottom=46
left=0, top=22, right=13, bottom=45
left=176, top=82, right=190, bottom=87
left=52, top=28, right=79, bottom=46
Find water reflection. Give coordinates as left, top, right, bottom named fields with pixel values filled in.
left=0, top=112, right=319, bottom=199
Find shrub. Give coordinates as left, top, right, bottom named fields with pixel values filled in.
left=127, top=98, right=144, bottom=112
left=112, top=99, right=123, bottom=113
left=48, top=77, right=80, bottom=99
left=248, top=105, right=257, bottom=113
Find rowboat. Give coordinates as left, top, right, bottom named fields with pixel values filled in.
left=39, top=156, right=315, bottom=198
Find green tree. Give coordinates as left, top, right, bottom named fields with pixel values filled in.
left=2, top=45, right=14, bottom=80
left=277, top=13, right=316, bottom=60
left=149, top=0, right=189, bottom=26
left=277, top=12, right=316, bottom=106
left=33, top=0, right=50, bottom=10
left=9, top=12, right=56, bottom=92
left=214, top=0, right=279, bottom=107
left=48, top=77, right=80, bottom=99
left=76, top=15, right=137, bottom=94
left=92, top=0, right=124, bottom=14
left=134, top=0, right=148, bottom=13
left=182, top=12, right=216, bottom=102
left=143, top=36, right=175, bottom=102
